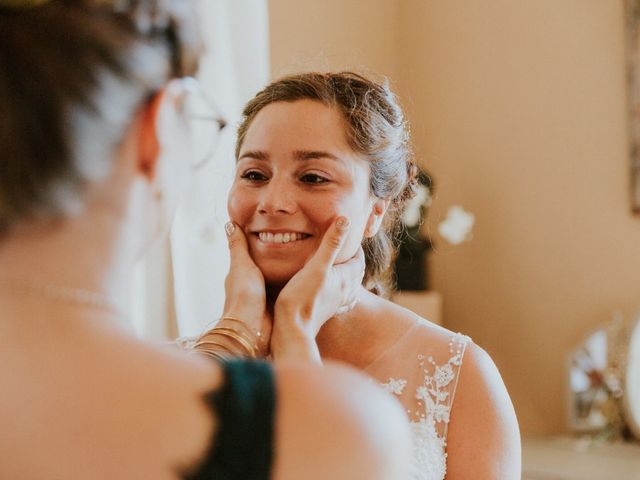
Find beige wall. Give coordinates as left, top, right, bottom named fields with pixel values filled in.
left=269, top=0, right=640, bottom=435
left=269, top=0, right=400, bottom=79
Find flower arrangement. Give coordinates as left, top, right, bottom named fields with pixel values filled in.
left=394, top=168, right=475, bottom=291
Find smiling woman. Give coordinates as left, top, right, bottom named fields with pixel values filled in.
left=232, top=72, right=413, bottom=295
left=230, top=98, right=380, bottom=288
left=225, top=71, right=522, bottom=480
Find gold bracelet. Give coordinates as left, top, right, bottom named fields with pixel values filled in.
left=192, top=339, right=236, bottom=360
left=204, top=317, right=263, bottom=345
left=217, top=316, right=267, bottom=353
left=196, top=316, right=266, bottom=358
left=219, top=316, right=263, bottom=340
left=202, top=327, right=258, bottom=358
left=194, top=331, right=256, bottom=359
left=199, top=323, right=259, bottom=356
left=197, top=349, right=231, bottom=362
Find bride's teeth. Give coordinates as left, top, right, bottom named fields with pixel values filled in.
left=259, top=232, right=306, bottom=243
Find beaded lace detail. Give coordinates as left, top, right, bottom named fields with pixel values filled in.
left=379, top=332, right=469, bottom=480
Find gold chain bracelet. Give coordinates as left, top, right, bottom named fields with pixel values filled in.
left=191, top=316, right=265, bottom=359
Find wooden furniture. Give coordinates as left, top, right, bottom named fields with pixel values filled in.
left=391, top=290, right=442, bottom=325
left=522, top=436, right=640, bottom=480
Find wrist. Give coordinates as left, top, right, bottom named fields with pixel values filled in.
left=274, top=295, right=315, bottom=327
left=222, top=304, right=263, bottom=330
left=271, top=304, right=320, bottom=362
left=270, top=326, right=321, bottom=363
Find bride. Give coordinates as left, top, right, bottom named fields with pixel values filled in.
left=223, top=71, right=521, bottom=479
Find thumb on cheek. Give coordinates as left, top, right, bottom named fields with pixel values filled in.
left=225, top=221, right=247, bottom=261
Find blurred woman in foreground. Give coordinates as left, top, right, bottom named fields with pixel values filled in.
left=0, top=1, right=410, bottom=479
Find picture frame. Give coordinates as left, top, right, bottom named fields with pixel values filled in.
left=625, top=0, right=640, bottom=213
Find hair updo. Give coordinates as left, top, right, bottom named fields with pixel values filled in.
left=236, top=71, right=419, bottom=296
left=0, top=0, right=201, bottom=230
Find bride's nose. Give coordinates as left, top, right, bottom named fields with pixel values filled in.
left=257, top=177, right=297, bottom=215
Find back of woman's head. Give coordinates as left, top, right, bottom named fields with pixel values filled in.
left=0, top=0, right=201, bottom=229
left=236, top=72, right=419, bottom=296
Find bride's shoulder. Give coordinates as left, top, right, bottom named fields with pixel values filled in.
left=444, top=342, right=521, bottom=477
left=376, top=300, right=509, bottom=401
left=378, top=295, right=504, bottom=388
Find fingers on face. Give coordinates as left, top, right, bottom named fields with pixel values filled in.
left=225, top=221, right=249, bottom=256
left=314, top=216, right=351, bottom=268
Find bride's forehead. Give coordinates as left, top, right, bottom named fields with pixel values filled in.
left=251, top=100, right=346, bottom=131
left=242, top=104, right=354, bottom=154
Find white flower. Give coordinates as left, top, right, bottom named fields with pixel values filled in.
left=416, top=385, right=429, bottom=401
left=438, top=206, right=475, bottom=245
left=382, top=378, right=407, bottom=395
left=401, top=185, right=431, bottom=227
left=432, top=404, right=451, bottom=423
left=434, top=364, right=454, bottom=388
left=436, top=390, right=449, bottom=402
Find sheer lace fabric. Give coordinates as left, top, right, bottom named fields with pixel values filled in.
left=365, top=320, right=470, bottom=480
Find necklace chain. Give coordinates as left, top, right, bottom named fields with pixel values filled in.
left=0, top=277, right=118, bottom=313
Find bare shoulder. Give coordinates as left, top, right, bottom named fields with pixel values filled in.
left=272, top=361, right=412, bottom=480
left=90, top=336, right=223, bottom=473
left=0, top=320, right=223, bottom=479
left=446, top=343, right=522, bottom=479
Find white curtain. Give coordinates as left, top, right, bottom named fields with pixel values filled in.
left=129, top=0, right=270, bottom=340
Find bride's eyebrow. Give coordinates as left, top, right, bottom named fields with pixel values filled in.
left=238, top=150, right=269, bottom=161
left=293, top=150, right=340, bottom=161
left=238, top=150, right=343, bottom=162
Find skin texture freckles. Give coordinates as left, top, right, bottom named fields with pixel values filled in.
left=228, top=99, right=386, bottom=288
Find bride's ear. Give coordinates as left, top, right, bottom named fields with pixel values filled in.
left=364, top=198, right=390, bottom=238
left=136, top=80, right=185, bottom=181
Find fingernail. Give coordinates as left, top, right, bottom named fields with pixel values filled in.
left=336, top=217, right=350, bottom=231
left=225, top=222, right=235, bottom=237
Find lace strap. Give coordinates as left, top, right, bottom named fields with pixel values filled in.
left=441, top=333, right=469, bottom=440
left=416, top=332, right=470, bottom=442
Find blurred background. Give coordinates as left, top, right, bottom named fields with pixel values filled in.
left=268, top=0, right=640, bottom=439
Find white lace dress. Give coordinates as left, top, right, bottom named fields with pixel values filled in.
left=364, top=321, right=470, bottom=480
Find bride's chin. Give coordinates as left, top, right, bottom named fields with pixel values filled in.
left=255, top=259, right=302, bottom=282
left=262, top=268, right=300, bottom=292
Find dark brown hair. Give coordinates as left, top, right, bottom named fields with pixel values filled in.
left=0, top=0, right=201, bottom=229
left=236, top=72, right=419, bottom=296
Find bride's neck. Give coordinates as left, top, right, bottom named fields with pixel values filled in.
left=314, top=288, right=386, bottom=367
left=264, top=282, right=391, bottom=368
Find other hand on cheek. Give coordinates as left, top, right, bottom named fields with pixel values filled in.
left=271, top=216, right=366, bottom=363
left=222, top=221, right=272, bottom=356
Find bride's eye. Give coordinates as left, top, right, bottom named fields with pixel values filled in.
left=300, top=173, right=329, bottom=184
left=240, top=170, right=268, bottom=182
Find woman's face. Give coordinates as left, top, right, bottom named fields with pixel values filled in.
left=228, top=99, right=386, bottom=287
